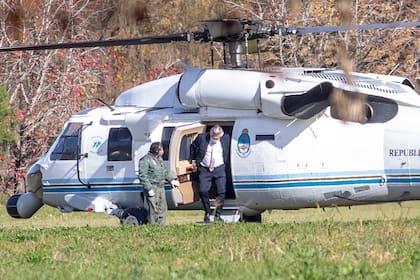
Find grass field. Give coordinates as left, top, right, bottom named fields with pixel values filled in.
left=1, top=200, right=420, bottom=279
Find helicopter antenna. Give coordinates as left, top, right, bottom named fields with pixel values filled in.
left=93, top=98, right=115, bottom=111
left=175, top=59, right=191, bottom=70
left=388, top=63, right=400, bottom=75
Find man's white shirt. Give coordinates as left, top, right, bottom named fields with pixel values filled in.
left=201, top=140, right=224, bottom=168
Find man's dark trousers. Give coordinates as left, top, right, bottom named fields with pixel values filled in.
left=198, top=164, right=226, bottom=217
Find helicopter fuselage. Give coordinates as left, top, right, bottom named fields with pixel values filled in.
left=7, top=67, right=420, bottom=221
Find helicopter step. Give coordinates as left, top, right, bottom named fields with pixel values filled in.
left=208, top=206, right=241, bottom=223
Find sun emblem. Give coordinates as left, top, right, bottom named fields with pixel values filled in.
left=237, top=129, right=251, bottom=158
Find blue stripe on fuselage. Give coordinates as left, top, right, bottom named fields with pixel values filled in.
left=41, top=169, right=418, bottom=193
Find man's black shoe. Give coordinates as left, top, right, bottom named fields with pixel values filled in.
left=204, top=213, right=210, bottom=223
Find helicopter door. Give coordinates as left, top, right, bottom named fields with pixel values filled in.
left=79, top=126, right=134, bottom=187
left=169, top=123, right=206, bottom=205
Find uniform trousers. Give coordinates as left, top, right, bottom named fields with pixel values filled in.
left=146, top=186, right=167, bottom=224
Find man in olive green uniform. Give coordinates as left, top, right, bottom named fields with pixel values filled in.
left=139, top=142, right=179, bottom=225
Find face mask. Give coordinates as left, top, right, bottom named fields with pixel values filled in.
left=209, top=138, right=219, bottom=145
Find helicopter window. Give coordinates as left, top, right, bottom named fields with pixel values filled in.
left=161, top=127, right=175, bottom=161
left=108, top=127, right=132, bottom=161
left=50, top=122, right=83, bottom=160
left=179, top=134, right=195, bottom=161
left=256, top=134, right=275, bottom=141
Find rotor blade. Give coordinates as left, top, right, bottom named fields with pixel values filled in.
left=0, top=33, right=195, bottom=52
left=282, top=21, right=420, bottom=35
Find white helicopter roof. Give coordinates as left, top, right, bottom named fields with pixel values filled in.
left=115, top=74, right=182, bottom=108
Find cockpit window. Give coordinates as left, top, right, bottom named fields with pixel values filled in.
left=50, top=123, right=83, bottom=160
left=108, top=127, right=132, bottom=161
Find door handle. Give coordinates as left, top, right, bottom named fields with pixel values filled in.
left=106, top=165, right=114, bottom=171
left=78, top=153, right=88, bottom=159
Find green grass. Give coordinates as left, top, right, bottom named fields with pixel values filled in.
left=1, top=200, right=420, bottom=279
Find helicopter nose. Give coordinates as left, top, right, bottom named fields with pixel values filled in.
left=6, top=192, right=43, bottom=218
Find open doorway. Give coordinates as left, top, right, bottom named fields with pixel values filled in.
left=166, top=122, right=236, bottom=206
left=168, top=123, right=205, bottom=205
left=201, top=122, right=235, bottom=200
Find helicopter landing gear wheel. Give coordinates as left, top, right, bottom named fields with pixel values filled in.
left=240, top=213, right=262, bottom=223
left=121, top=208, right=148, bottom=226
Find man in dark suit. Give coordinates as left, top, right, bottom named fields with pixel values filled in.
left=190, top=125, right=230, bottom=223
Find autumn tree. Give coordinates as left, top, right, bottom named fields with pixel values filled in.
left=222, top=0, right=419, bottom=81
left=0, top=86, right=14, bottom=146
left=0, top=0, right=225, bottom=193
left=0, top=0, right=123, bottom=193
left=0, top=86, right=15, bottom=190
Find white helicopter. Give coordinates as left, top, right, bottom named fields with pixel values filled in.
left=2, top=19, right=420, bottom=224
